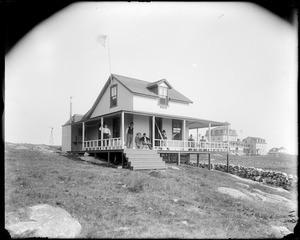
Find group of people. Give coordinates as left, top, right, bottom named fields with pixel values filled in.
left=98, top=122, right=148, bottom=149
left=100, top=121, right=208, bottom=150
left=126, top=122, right=168, bottom=150
left=129, top=122, right=153, bottom=150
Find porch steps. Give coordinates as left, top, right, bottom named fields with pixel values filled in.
left=124, top=149, right=166, bottom=170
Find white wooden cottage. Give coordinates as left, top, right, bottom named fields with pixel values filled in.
left=62, top=74, right=230, bottom=170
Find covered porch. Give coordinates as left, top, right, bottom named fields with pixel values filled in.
left=79, top=110, right=230, bottom=153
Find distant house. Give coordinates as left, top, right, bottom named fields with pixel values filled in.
left=268, top=147, right=288, bottom=156
left=243, top=137, right=267, bottom=155
left=205, top=126, right=247, bottom=155
left=62, top=74, right=230, bottom=169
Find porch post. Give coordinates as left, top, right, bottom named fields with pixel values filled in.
left=152, top=116, right=155, bottom=150
left=177, top=153, right=181, bottom=165
left=227, top=124, right=230, bottom=153
left=82, top=122, right=85, bottom=151
left=196, top=128, right=199, bottom=149
left=101, top=117, right=104, bottom=149
left=208, top=123, right=211, bottom=151
left=121, top=112, right=125, bottom=149
left=108, top=151, right=110, bottom=166
left=183, top=119, right=186, bottom=149
left=227, top=153, right=229, bottom=173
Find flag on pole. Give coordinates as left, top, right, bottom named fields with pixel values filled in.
left=97, top=34, right=107, bottom=47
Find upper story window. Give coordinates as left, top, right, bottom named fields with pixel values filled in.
left=110, top=84, right=117, bottom=108
left=158, top=86, right=168, bottom=107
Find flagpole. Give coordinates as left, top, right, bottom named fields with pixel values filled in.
left=107, top=36, right=112, bottom=84
left=70, top=96, right=73, bottom=123
left=98, top=34, right=112, bottom=84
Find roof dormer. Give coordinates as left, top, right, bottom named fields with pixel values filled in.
left=146, top=78, right=173, bottom=90
left=147, top=79, right=173, bottom=108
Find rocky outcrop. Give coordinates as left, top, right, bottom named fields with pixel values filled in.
left=187, top=161, right=297, bottom=190
left=6, top=204, right=81, bottom=238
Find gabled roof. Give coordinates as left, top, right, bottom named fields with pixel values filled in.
left=64, top=114, right=84, bottom=125
left=81, top=76, right=112, bottom=121
left=81, top=74, right=193, bottom=122
left=147, top=78, right=173, bottom=89
left=113, top=74, right=193, bottom=103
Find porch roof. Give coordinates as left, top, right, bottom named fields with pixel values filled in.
left=65, top=110, right=229, bottom=129
left=123, top=110, right=229, bottom=129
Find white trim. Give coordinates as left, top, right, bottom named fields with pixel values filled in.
left=82, top=122, right=85, bottom=151
left=121, top=112, right=125, bottom=149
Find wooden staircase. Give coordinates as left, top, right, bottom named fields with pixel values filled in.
left=123, top=149, right=166, bottom=170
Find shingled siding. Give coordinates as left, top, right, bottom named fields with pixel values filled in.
left=187, top=161, right=297, bottom=190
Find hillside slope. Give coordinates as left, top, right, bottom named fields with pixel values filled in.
left=5, top=142, right=298, bottom=238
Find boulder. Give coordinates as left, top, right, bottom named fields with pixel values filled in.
left=255, top=176, right=262, bottom=182
left=288, top=174, right=294, bottom=180
left=6, top=204, right=81, bottom=238
left=168, top=166, right=180, bottom=170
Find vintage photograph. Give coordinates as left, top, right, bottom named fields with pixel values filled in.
left=4, top=1, right=298, bottom=238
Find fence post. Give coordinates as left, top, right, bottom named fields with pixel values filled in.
left=177, top=153, right=181, bottom=165
left=208, top=153, right=211, bottom=170
left=197, top=154, right=200, bottom=167
left=227, top=153, right=229, bottom=173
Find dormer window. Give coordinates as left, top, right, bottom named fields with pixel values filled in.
left=158, top=86, right=168, bottom=107
left=110, top=84, right=117, bottom=108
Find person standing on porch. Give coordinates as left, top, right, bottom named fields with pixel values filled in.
left=99, top=124, right=111, bottom=139
left=188, top=134, right=195, bottom=149
left=99, top=123, right=111, bottom=148
left=126, top=122, right=134, bottom=148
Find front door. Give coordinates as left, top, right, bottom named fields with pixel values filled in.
left=113, top=117, right=120, bottom=138
left=172, top=119, right=182, bottom=140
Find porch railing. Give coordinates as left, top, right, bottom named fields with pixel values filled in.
left=83, top=138, right=122, bottom=151
left=83, top=138, right=228, bottom=152
left=154, top=139, right=229, bottom=152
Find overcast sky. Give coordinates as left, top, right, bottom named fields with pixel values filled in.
left=5, top=2, right=298, bottom=154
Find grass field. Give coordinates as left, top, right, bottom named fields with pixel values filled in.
left=190, top=153, right=298, bottom=176
left=5, top=142, right=298, bottom=238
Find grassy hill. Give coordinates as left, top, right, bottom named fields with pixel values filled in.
left=5, top=142, right=298, bottom=238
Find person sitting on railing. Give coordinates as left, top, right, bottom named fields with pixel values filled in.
left=135, top=133, right=142, bottom=149
left=140, top=133, right=152, bottom=150
left=188, top=134, right=195, bottom=150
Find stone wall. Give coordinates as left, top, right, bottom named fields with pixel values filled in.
left=187, top=161, right=298, bottom=190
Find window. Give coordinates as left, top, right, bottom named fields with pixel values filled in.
left=110, top=85, right=117, bottom=108
left=158, top=86, right=168, bottom=107
left=172, top=120, right=182, bottom=140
